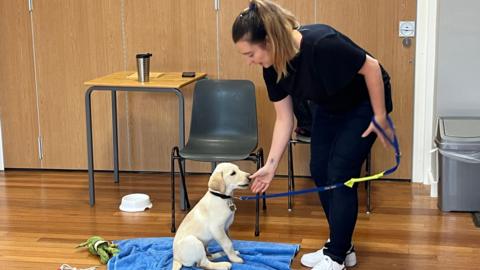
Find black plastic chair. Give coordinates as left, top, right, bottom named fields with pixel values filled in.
left=170, top=79, right=265, bottom=236
left=287, top=138, right=372, bottom=213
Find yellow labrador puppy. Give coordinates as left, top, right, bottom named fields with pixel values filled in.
left=172, top=163, right=251, bottom=270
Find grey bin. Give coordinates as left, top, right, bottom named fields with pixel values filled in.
left=436, top=117, right=480, bottom=212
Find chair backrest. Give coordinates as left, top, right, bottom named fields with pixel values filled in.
left=189, top=79, right=258, bottom=149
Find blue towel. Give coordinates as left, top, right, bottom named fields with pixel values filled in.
left=108, top=237, right=299, bottom=270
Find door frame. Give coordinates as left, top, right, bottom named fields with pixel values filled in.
left=412, top=0, right=438, bottom=191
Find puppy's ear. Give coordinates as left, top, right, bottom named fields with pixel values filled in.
left=208, top=171, right=226, bottom=193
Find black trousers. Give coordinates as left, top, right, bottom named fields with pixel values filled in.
left=309, top=100, right=376, bottom=263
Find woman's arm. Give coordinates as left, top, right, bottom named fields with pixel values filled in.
left=265, top=95, right=295, bottom=171
left=358, top=54, right=392, bottom=146
left=359, top=55, right=386, bottom=118
left=250, top=95, right=294, bottom=193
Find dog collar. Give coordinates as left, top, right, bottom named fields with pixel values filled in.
left=209, top=191, right=237, bottom=211
left=209, top=191, right=232, bottom=199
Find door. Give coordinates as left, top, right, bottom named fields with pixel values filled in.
left=32, top=0, right=124, bottom=169
left=0, top=0, right=40, bottom=168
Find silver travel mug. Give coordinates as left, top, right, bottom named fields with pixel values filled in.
left=136, top=53, right=152, bottom=82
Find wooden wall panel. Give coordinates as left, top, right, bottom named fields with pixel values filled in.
left=0, top=0, right=414, bottom=179
left=219, top=0, right=316, bottom=173
left=0, top=1, right=40, bottom=168
left=32, top=0, right=124, bottom=169
left=123, top=0, right=217, bottom=172
left=317, top=0, right=415, bottom=179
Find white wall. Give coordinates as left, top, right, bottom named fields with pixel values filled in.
left=436, top=0, right=480, bottom=116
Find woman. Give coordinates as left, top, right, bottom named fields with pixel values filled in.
left=232, top=1, right=393, bottom=269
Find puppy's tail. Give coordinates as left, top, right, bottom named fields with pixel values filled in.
left=172, top=260, right=182, bottom=270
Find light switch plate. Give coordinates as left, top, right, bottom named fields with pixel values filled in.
left=399, top=21, right=415, bottom=37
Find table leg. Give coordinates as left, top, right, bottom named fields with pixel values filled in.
left=86, top=87, right=95, bottom=206
left=111, top=90, right=119, bottom=183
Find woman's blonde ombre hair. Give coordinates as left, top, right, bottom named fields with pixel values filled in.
left=232, top=0, right=300, bottom=82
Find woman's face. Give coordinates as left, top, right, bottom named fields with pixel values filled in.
left=235, top=40, right=272, bottom=68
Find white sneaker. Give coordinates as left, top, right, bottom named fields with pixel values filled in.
left=312, top=256, right=345, bottom=270
left=301, top=245, right=356, bottom=268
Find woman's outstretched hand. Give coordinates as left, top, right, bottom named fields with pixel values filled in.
left=250, top=165, right=275, bottom=193
left=361, top=115, right=394, bottom=148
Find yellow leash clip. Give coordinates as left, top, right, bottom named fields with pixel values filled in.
left=344, top=172, right=385, bottom=188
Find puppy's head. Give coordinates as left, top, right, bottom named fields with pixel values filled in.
left=208, top=163, right=251, bottom=195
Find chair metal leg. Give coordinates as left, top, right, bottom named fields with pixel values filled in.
left=287, top=139, right=294, bottom=211
left=255, top=155, right=260, bottom=237
left=255, top=192, right=260, bottom=236
left=366, top=181, right=371, bottom=214
left=210, top=161, right=218, bottom=173
left=366, top=152, right=372, bottom=214
left=258, top=148, right=267, bottom=211
left=171, top=147, right=190, bottom=234
left=254, top=148, right=265, bottom=237
left=178, top=156, right=190, bottom=210
left=171, top=147, right=178, bottom=233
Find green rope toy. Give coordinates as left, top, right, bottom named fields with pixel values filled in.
left=77, top=236, right=120, bottom=264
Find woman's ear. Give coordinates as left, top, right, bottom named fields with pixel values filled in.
left=208, top=171, right=226, bottom=193
left=263, top=36, right=270, bottom=48
left=263, top=38, right=274, bottom=57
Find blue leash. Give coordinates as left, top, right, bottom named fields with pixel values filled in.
left=239, top=115, right=401, bottom=201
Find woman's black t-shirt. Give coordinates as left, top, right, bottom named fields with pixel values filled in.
left=263, top=24, right=392, bottom=113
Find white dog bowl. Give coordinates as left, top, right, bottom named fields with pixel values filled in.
left=119, top=193, right=153, bottom=212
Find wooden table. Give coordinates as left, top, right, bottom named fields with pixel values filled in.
left=84, top=71, right=206, bottom=207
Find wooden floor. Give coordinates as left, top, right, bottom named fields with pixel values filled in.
left=0, top=170, right=479, bottom=270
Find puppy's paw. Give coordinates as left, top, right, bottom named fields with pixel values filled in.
left=228, top=254, right=244, bottom=264
left=217, top=262, right=232, bottom=270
